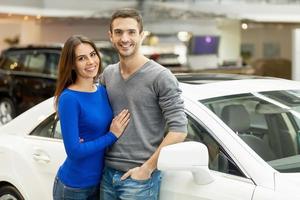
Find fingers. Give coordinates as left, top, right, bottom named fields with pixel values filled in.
left=115, top=109, right=130, bottom=127
left=120, top=112, right=130, bottom=126
left=115, top=109, right=129, bottom=121
left=121, top=169, right=132, bottom=180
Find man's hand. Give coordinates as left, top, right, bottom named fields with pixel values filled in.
left=121, top=166, right=152, bottom=181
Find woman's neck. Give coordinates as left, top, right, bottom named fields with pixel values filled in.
left=69, top=78, right=95, bottom=92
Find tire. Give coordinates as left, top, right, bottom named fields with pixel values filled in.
left=0, top=185, right=24, bottom=200
left=0, top=98, right=16, bottom=125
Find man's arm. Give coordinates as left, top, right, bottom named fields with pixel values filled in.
left=121, top=131, right=187, bottom=180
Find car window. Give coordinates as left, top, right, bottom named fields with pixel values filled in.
left=46, top=52, right=60, bottom=76
left=201, top=91, right=300, bottom=173
left=30, top=113, right=61, bottom=139
left=185, top=114, right=244, bottom=177
left=24, top=52, right=47, bottom=73
left=0, top=53, right=24, bottom=71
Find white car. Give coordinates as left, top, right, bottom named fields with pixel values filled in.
left=1, top=74, right=300, bottom=199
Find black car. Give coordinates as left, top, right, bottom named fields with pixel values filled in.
left=0, top=43, right=118, bottom=125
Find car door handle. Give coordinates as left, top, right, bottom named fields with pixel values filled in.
left=32, top=153, right=50, bottom=163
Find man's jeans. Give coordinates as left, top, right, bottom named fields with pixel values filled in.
left=100, top=166, right=161, bottom=200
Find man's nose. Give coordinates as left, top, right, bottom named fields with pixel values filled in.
left=121, top=32, right=130, bottom=42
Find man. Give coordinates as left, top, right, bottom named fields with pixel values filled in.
left=100, top=8, right=187, bottom=200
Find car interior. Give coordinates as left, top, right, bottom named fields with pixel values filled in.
left=202, top=92, right=300, bottom=172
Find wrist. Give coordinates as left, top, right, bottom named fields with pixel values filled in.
left=141, top=164, right=155, bottom=174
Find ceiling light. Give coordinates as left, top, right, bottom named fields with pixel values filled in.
left=241, top=23, right=248, bottom=30
left=177, top=31, right=191, bottom=42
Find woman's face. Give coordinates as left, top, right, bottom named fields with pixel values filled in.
left=74, top=43, right=100, bottom=80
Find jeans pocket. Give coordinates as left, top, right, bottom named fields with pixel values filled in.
left=129, top=176, right=151, bottom=184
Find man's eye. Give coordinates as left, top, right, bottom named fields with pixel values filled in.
left=114, top=30, right=122, bottom=35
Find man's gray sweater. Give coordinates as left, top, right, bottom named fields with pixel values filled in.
left=101, top=60, right=187, bottom=172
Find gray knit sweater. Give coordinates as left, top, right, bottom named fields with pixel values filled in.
left=101, top=60, right=187, bottom=172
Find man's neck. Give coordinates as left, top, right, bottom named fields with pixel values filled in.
left=119, top=54, right=149, bottom=79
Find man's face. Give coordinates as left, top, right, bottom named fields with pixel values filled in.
left=109, top=17, right=143, bottom=58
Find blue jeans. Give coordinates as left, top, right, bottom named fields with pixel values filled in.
left=53, top=176, right=99, bottom=200
left=100, top=166, right=161, bottom=200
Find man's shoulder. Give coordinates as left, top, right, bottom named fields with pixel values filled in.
left=103, top=62, right=119, bottom=74
left=143, top=60, right=169, bottom=75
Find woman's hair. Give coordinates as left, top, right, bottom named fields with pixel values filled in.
left=54, top=35, right=102, bottom=109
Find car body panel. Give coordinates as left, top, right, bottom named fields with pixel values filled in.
left=180, top=79, right=300, bottom=100
left=1, top=78, right=300, bottom=199
left=160, top=171, right=255, bottom=200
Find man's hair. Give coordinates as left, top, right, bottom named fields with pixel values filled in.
left=110, top=8, right=143, bottom=33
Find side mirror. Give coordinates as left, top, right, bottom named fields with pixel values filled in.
left=158, top=141, right=214, bottom=185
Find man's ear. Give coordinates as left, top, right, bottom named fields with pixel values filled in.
left=141, top=31, right=145, bottom=41
left=108, top=31, right=112, bottom=42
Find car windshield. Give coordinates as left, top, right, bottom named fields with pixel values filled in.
left=201, top=90, right=300, bottom=173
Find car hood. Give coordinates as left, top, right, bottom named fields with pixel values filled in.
left=275, top=172, right=300, bottom=193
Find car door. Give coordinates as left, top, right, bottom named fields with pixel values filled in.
left=25, top=114, right=65, bottom=200
left=159, top=99, right=256, bottom=200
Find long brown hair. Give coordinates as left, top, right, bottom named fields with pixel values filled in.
left=54, top=35, right=102, bottom=109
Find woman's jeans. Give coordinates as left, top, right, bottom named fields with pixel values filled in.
left=53, top=176, right=99, bottom=200
left=100, top=166, right=162, bottom=200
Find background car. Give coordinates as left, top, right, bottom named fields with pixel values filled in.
left=0, top=43, right=118, bottom=125
left=1, top=74, right=300, bottom=199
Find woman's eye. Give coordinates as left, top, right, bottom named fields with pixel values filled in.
left=78, top=57, right=85, bottom=61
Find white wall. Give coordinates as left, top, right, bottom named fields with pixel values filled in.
left=0, top=18, right=110, bottom=52
left=218, top=19, right=241, bottom=66
left=39, top=19, right=110, bottom=44
left=0, top=16, right=242, bottom=70
left=241, top=24, right=297, bottom=62
left=292, top=29, right=300, bottom=81
left=146, top=19, right=242, bottom=69
left=145, top=19, right=219, bottom=35
left=0, top=19, right=21, bottom=51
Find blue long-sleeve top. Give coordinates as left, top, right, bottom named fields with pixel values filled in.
left=57, top=85, right=117, bottom=188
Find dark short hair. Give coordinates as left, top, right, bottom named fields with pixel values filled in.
left=110, top=8, right=143, bottom=33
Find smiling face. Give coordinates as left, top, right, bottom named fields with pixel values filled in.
left=109, top=17, right=144, bottom=59
left=74, top=43, right=100, bottom=81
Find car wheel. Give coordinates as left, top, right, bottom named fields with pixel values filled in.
left=0, top=185, right=24, bottom=200
left=0, top=98, right=16, bottom=125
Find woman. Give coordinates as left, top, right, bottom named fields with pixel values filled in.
left=53, top=35, right=130, bottom=200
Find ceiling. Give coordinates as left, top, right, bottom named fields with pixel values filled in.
left=1, top=0, right=300, bottom=23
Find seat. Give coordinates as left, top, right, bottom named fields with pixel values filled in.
left=221, top=104, right=250, bottom=134
left=239, top=134, right=276, bottom=161
left=221, top=104, right=276, bottom=161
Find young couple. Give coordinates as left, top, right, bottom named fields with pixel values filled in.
left=53, top=8, right=188, bottom=200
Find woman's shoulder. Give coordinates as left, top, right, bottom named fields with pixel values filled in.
left=96, top=84, right=107, bottom=92
left=58, top=89, right=79, bottom=105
